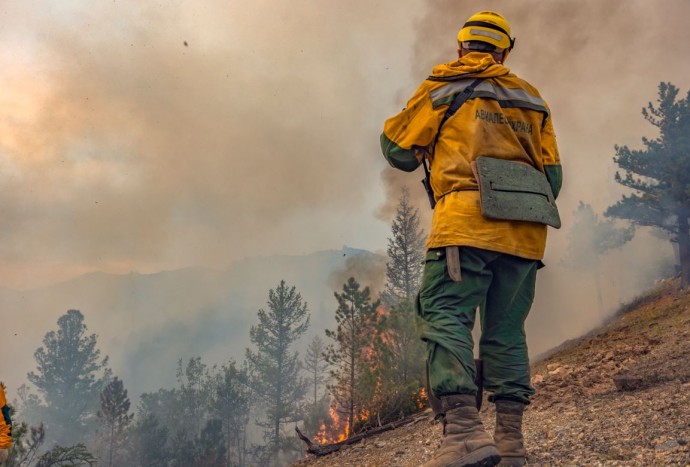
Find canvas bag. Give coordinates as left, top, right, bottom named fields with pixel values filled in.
left=471, top=156, right=561, bottom=228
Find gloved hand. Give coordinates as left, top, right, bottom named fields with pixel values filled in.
left=0, top=448, right=8, bottom=464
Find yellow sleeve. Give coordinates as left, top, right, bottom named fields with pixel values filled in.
left=380, top=82, right=445, bottom=172
left=541, top=113, right=562, bottom=198
left=0, top=386, right=12, bottom=449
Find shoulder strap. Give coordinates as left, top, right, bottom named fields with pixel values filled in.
left=440, top=77, right=484, bottom=127
left=422, top=78, right=484, bottom=209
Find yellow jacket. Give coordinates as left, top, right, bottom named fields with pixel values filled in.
left=0, top=384, right=12, bottom=449
left=381, top=53, right=562, bottom=260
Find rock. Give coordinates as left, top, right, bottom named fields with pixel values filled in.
left=374, top=441, right=387, bottom=448
left=613, top=374, right=645, bottom=391
left=656, top=439, right=680, bottom=451
left=532, top=374, right=544, bottom=385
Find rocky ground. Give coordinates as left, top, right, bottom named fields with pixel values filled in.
left=293, top=278, right=690, bottom=466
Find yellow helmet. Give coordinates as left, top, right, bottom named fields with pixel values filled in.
left=457, top=11, right=515, bottom=51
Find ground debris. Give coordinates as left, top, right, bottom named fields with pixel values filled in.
left=293, top=279, right=690, bottom=466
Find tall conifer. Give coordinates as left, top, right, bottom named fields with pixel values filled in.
left=606, top=82, right=690, bottom=287
left=27, top=310, right=111, bottom=446
left=324, top=278, right=379, bottom=435
left=245, top=280, right=310, bottom=464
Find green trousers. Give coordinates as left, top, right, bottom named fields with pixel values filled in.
left=416, top=246, right=537, bottom=404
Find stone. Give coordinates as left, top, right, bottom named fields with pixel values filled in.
left=613, top=374, right=645, bottom=391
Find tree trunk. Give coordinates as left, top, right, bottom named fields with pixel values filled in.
left=677, top=209, right=689, bottom=288
left=349, top=344, right=355, bottom=436
left=108, top=424, right=114, bottom=467
left=225, top=419, right=231, bottom=467
left=313, top=369, right=318, bottom=406
left=240, top=419, right=247, bottom=467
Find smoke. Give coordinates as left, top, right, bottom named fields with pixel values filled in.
left=377, top=0, right=690, bottom=356
left=0, top=0, right=419, bottom=289
left=2, top=0, right=690, bottom=421
left=380, top=0, right=690, bottom=218
left=328, top=253, right=387, bottom=297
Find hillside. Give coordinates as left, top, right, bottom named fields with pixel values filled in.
left=294, top=278, right=690, bottom=466
left=1, top=247, right=386, bottom=399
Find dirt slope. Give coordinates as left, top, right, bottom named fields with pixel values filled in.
left=294, top=278, right=690, bottom=466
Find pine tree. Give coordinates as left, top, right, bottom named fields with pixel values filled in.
left=605, top=82, right=690, bottom=287
left=303, top=336, right=329, bottom=406
left=97, top=377, right=134, bottom=467
left=130, top=413, right=169, bottom=467
left=564, top=202, right=635, bottom=313
left=5, top=422, right=45, bottom=466
left=6, top=422, right=97, bottom=467
left=27, top=309, right=111, bottom=446
left=34, top=444, right=97, bottom=466
left=365, top=187, right=427, bottom=424
left=135, top=387, right=179, bottom=441
left=176, top=357, right=212, bottom=436
left=381, top=186, right=426, bottom=306
left=209, top=361, right=251, bottom=467
left=195, top=419, right=226, bottom=467
left=245, top=280, right=310, bottom=464
left=324, top=277, right=380, bottom=436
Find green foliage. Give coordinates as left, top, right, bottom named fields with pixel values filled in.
left=303, top=336, right=329, bottom=406
left=26, top=310, right=111, bottom=446
left=364, top=187, right=428, bottom=424
left=175, top=357, right=213, bottom=436
left=605, top=82, right=690, bottom=286
left=132, top=357, right=253, bottom=467
left=6, top=422, right=44, bottom=466
left=34, top=444, right=96, bottom=467
left=193, top=419, right=226, bottom=467
left=130, top=413, right=169, bottom=467
left=245, top=280, right=310, bottom=462
left=381, top=187, right=426, bottom=306
left=164, top=418, right=228, bottom=467
left=135, top=387, right=179, bottom=440
left=6, top=422, right=96, bottom=467
left=96, top=377, right=133, bottom=467
left=209, top=361, right=251, bottom=467
left=301, top=394, right=332, bottom=442
left=324, top=277, right=380, bottom=436
left=329, top=187, right=429, bottom=431
left=364, top=300, right=425, bottom=426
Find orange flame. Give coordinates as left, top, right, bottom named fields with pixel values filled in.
left=417, top=387, right=429, bottom=410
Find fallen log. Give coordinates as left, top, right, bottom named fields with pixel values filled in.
left=295, top=413, right=427, bottom=456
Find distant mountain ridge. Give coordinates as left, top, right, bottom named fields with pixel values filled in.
left=1, top=247, right=386, bottom=399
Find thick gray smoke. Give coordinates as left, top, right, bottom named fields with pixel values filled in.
left=1, top=0, right=689, bottom=422
left=379, top=0, right=690, bottom=356
left=0, top=0, right=420, bottom=289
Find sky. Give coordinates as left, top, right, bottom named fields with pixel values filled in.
left=1, top=0, right=689, bottom=290
left=2, top=0, right=690, bottom=396
left=0, top=0, right=421, bottom=289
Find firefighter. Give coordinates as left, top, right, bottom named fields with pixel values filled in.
left=380, top=10, right=562, bottom=467
left=0, top=383, right=12, bottom=465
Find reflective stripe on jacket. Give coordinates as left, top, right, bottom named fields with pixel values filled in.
left=381, top=52, right=562, bottom=260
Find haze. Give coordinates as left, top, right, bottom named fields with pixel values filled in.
left=2, top=0, right=689, bottom=400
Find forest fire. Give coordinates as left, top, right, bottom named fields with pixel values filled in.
left=416, top=387, right=429, bottom=410
left=313, top=405, right=349, bottom=444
